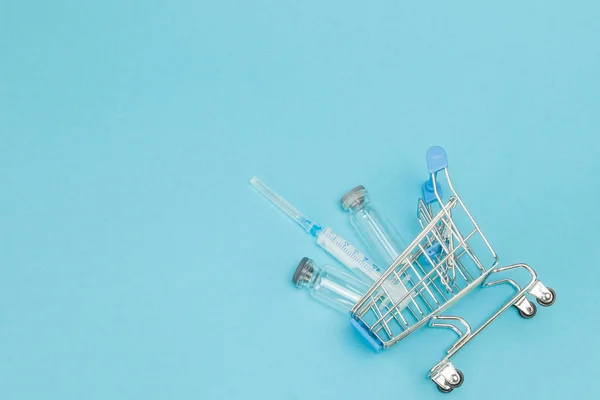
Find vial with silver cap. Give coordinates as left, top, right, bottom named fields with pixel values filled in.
left=340, top=185, right=408, bottom=271
left=293, top=257, right=370, bottom=313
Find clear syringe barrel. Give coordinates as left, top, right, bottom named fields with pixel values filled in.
left=315, top=227, right=381, bottom=282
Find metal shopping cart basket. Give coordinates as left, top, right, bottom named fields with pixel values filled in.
left=350, top=146, right=556, bottom=393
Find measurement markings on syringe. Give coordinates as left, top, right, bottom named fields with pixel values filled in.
left=322, top=229, right=381, bottom=273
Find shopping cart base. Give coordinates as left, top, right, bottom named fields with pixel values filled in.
left=426, top=265, right=556, bottom=392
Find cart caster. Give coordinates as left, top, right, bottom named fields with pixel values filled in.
left=435, top=369, right=464, bottom=393
left=536, top=287, right=556, bottom=307
left=450, top=369, right=464, bottom=388
left=437, top=384, right=453, bottom=393
left=517, top=302, right=536, bottom=318
left=528, top=281, right=555, bottom=308
left=514, top=295, right=537, bottom=319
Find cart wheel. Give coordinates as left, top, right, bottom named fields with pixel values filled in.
left=436, top=370, right=463, bottom=393
left=449, top=369, right=464, bottom=388
left=436, top=384, right=453, bottom=393
left=536, top=287, right=556, bottom=307
left=516, top=302, right=537, bottom=319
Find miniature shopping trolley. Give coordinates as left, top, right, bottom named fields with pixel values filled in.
left=350, top=146, right=556, bottom=393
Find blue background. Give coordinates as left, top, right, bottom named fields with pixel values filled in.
left=1, top=1, right=599, bottom=399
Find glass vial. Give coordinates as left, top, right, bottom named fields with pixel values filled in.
left=292, top=257, right=369, bottom=313
left=340, top=185, right=407, bottom=269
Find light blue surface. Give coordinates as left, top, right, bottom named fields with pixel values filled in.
left=1, top=1, right=599, bottom=399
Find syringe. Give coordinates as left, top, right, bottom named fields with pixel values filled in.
left=250, top=177, right=411, bottom=310
left=250, top=177, right=381, bottom=283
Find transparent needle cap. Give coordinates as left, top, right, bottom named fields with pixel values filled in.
left=250, top=177, right=321, bottom=235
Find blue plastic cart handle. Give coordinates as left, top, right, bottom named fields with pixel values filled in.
left=426, top=146, right=448, bottom=174
left=422, top=180, right=442, bottom=204
left=350, top=318, right=383, bottom=353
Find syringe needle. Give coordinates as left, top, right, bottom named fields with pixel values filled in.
left=249, top=177, right=321, bottom=235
